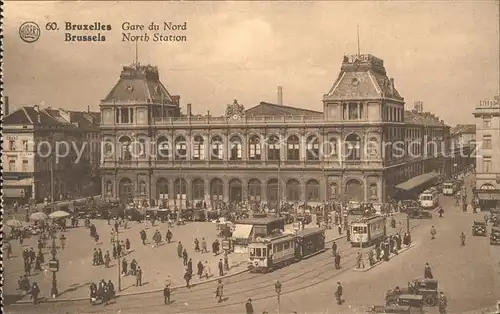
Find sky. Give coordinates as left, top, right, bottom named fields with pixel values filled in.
left=3, top=0, right=499, bottom=125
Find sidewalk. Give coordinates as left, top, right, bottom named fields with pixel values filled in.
left=352, top=242, right=417, bottom=272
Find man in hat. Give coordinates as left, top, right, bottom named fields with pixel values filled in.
left=245, top=298, right=254, bottom=314
left=335, top=282, right=343, bottom=304
left=163, top=280, right=171, bottom=305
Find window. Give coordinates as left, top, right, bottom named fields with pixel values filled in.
left=249, top=136, right=261, bottom=160
left=8, top=159, right=16, bottom=171
left=138, top=139, right=146, bottom=156
left=211, top=136, right=223, bottom=160
left=483, top=156, right=492, bottom=173
left=175, top=136, right=187, bottom=160
left=306, top=180, right=320, bottom=202
left=22, top=140, right=28, bottom=151
left=345, top=134, right=361, bottom=160
left=483, top=135, right=492, bottom=149
left=120, top=108, right=130, bottom=123
left=342, top=104, right=348, bottom=120
left=230, top=136, right=242, bottom=160
left=348, top=103, right=358, bottom=120
left=306, top=136, right=320, bottom=160
left=9, top=140, right=16, bottom=150
left=192, top=136, right=205, bottom=160
left=256, top=248, right=262, bottom=257
left=325, top=138, right=338, bottom=157
left=483, top=117, right=491, bottom=128
left=268, top=135, right=280, bottom=161
left=283, top=241, right=290, bottom=250
left=287, top=135, right=300, bottom=161
left=22, top=160, right=28, bottom=172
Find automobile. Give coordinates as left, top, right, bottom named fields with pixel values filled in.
left=400, top=200, right=419, bottom=213
left=385, top=294, right=424, bottom=311
left=385, top=279, right=439, bottom=307
left=472, top=221, right=487, bottom=236
left=367, top=305, right=413, bottom=313
left=407, top=207, right=433, bottom=219
left=491, top=227, right=500, bottom=245
left=280, top=211, right=295, bottom=224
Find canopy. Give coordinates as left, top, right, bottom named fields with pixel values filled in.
left=232, top=224, right=253, bottom=239
left=6, top=219, right=24, bottom=228
left=30, top=212, right=48, bottom=221
left=395, top=172, right=439, bottom=191
left=49, top=210, right=71, bottom=219
left=3, top=188, right=24, bottom=198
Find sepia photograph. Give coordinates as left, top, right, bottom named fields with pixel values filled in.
left=2, top=1, right=500, bottom=313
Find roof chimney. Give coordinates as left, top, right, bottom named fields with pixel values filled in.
left=277, top=86, right=283, bottom=106
left=87, top=105, right=90, bottom=113
left=187, top=103, right=192, bottom=117
left=33, top=105, right=41, bottom=123
left=4, top=96, right=9, bottom=115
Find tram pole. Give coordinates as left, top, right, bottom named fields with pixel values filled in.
left=275, top=280, right=282, bottom=314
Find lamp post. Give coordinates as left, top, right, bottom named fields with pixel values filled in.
left=48, top=238, right=59, bottom=298
left=117, top=227, right=121, bottom=291
left=275, top=280, right=282, bottom=314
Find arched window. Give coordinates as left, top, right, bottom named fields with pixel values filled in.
left=248, top=179, right=262, bottom=201
left=306, top=179, right=320, bottom=202
left=192, top=135, right=205, bottom=160
left=267, top=179, right=279, bottom=204
left=119, top=177, right=133, bottom=204
left=286, top=179, right=300, bottom=202
left=210, top=178, right=224, bottom=200
left=157, top=136, right=170, bottom=160
left=174, top=178, right=187, bottom=200
left=324, top=137, right=338, bottom=157
left=248, top=135, right=261, bottom=160
left=175, top=136, right=187, bottom=160
left=119, top=136, right=132, bottom=161
left=229, top=135, right=242, bottom=161
left=192, top=178, right=205, bottom=200
left=268, top=135, right=280, bottom=161
left=287, top=135, right=300, bottom=161
left=306, top=135, right=320, bottom=160
left=211, top=136, right=224, bottom=160
left=156, top=178, right=169, bottom=200
left=345, top=134, right=361, bottom=160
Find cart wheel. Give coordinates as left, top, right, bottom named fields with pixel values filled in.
left=424, top=295, right=436, bottom=306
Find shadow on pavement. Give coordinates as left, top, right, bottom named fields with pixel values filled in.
left=59, top=281, right=91, bottom=297
left=4, top=294, right=24, bottom=306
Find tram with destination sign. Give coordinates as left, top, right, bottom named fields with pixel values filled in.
left=248, top=227, right=325, bottom=273
left=349, top=215, right=387, bottom=247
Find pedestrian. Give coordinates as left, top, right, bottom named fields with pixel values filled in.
left=182, top=249, right=188, bottom=266
left=31, top=282, right=40, bottom=304
left=331, top=241, right=337, bottom=256
left=334, top=253, right=341, bottom=269
left=177, top=241, right=183, bottom=259
left=163, top=282, right=171, bottom=305
left=337, top=224, right=342, bottom=235
left=93, top=248, right=98, bottom=266
left=140, top=230, right=146, bottom=245
left=246, top=298, right=254, bottom=314
left=184, top=268, right=192, bottom=288
left=110, top=230, right=115, bottom=244
left=112, top=243, right=117, bottom=259
left=117, top=242, right=122, bottom=258
left=356, top=252, right=365, bottom=269
left=218, top=259, right=224, bottom=276
left=130, top=259, right=138, bottom=276
left=430, top=226, right=437, bottom=240
left=424, top=263, right=433, bottom=279
left=166, top=229, right=172, bottom=243
left=194, top=238, right=200, bottom=252
left=201, top=238, right=208, bottom=253
left=215, top=279, right=223, bottom=303
left=122, top=258, right=128, bottom=276
left=197, top=260, right=204, bottom=279
left=104, top=250, right=111, bottom=268
left=136, top=266, right=142, bottom=286
left=460, top=232, right=466, bottom=246
left=335, top=281, right=343, bottom=305
left=438, top=207, right=444, bottom=218
left=187, top=258, right=193, bottom=276
left=438, top=292, right=447, bottom=313
left=125, top=238, right=131, bottom=254
left=98, top=248, right=104, bottom=265
left=5, top=242, right=12, bottom=259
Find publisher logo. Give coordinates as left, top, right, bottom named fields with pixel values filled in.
left=19, top=22, right=41, bottom=43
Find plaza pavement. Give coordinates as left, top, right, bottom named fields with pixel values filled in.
left=5, top=215, right=344, bottom=303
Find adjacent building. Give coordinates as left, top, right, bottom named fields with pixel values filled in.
left=450, top=124, right=476, bottom=176
left=473, top=95, right=500, bottom=210
left=2, top=96, right=101, bottom=204
left=100, top=55, right=451, bottom=207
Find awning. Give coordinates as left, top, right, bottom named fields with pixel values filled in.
left=3, top=188, right=24, bottom=198
left=395, top=172, right=439, bottom=191
left=3, top=178, right=33, bottom=187
left=476, top=191, right=500, bottom=201
left=232, top=224, right=253, bottom=239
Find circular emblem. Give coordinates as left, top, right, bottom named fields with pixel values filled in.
left=19, top=22, right=41, bottom=43
left=232, top=114, right=239, bottom=120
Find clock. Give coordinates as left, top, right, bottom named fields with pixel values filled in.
left=232, top=114, right=239, bottom=120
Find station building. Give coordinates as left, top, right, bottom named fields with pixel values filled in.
left=99, top=54, right=450, bottom=207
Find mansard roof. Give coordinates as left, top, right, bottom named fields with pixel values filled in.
left=103, top=64, right=177, bottom=105
left=245, top=101, right=322, bottom=116
left=451, top=124, right=476, bottom=135
left=325, top=54, right=403, bottom=101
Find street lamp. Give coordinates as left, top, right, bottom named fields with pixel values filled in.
left=275, top=280, right=282, bottom=314
left=48, top=238, right=59, bottom=298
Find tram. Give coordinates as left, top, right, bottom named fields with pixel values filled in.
left=248, top=227, right=325, bottom=273
left=349, top=215, right=387, bottom=247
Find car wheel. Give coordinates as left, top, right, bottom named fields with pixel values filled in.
left=424, top=295, right=436, bottom=306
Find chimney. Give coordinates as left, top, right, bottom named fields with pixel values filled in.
left=277, top=86, right=283, bottom=106
left=4, top=96, right=9, bottom=115
left=87, top=105, right=90, bottom=113
left=33, top=105, right=41, bottom=123
left=187, top=103, right=192, bottom=117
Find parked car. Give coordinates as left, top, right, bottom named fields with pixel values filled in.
left=472, top=221, right=487, bottom=236
left=407, top=207, right=433, bottom=219
left=386, top=279, right=439, bottom=307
